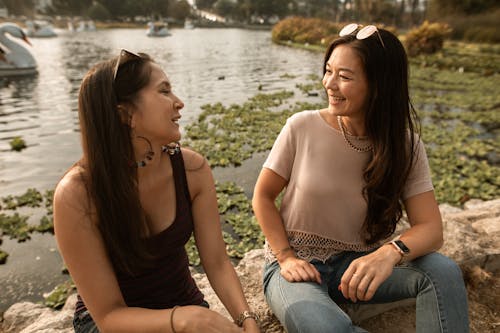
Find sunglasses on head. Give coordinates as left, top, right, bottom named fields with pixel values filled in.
left=339, top=23, right=386, bottom=49
left=113, top=49, right=142, bottom=81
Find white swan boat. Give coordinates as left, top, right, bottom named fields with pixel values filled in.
left=76, top=20, right=96, bottom=32
left=25, top=20, right=57, bottom=38
left=184, top=20, right=194, bottom=29
left=146, top=22, right=171, bottom=37
left=0, top=23, right=38, bottom=76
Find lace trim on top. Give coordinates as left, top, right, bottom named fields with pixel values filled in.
left=264, top=230, right=380, bottom=263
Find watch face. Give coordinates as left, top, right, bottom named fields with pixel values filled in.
left=395, top=240, right=410, bottom=254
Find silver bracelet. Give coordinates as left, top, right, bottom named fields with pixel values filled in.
left=235, top=310, right=259, bottom=327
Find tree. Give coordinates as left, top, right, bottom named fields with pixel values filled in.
left=3, top=0, right=34, bottom=15
left=170, top=0, right=191, bottom=20
left=196, top=0, right=217, bottom=10
left=428, top=0, right=498, bottom=16
left=87, top=2, right=111, bottom=20
left=214, top=0, right=235, bottom=17
left=49, top=0, right=93, bottom=16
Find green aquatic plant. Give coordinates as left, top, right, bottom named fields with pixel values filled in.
left=0, top=249, right=8, bottom=264
left=1, top=188, right=44, bottom=210
left=185, top=181, right=264, bottom=265
left=0, top=189, right=55, bottom=264
left=184, top=90, right=323, bottom=168
left=43, top=279, right=76, bottom=309
left=0, top=213, right=32, bottom=242
left=9, top=136, right=27, bottom=152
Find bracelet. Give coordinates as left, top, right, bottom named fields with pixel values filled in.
left=273, top=246, right=292, bottom=257
left=170, top=305, right=180, bottom=333
left=235, top=310, right=259, bottom=327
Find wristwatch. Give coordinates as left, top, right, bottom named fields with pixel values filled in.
left=390, top=240, right=410, bottom=264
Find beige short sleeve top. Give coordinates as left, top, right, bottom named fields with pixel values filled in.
left=263, top=110, right=434, bottom=263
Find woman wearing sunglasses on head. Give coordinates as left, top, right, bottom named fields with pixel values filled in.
left=252, top=24, right=469, bottom=333
left=53, top=50, right=260, bottom=333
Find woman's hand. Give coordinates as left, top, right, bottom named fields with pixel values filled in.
left=339, top=245, right=401, bottom=302
left=279, top=255, right=322, bottom=284
left=174, top=306, right=243, bottom=333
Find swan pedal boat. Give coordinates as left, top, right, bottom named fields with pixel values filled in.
left=0, top=23, right=38, bottom=77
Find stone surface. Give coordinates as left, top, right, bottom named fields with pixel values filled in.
left=2, top=199, right=499, bottom=333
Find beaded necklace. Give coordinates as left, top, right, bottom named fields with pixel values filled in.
left=134, top=136, right=181, bottom=168
left=337, top=116, right=373, bottom=153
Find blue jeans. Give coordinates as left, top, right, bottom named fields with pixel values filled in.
left=263, top=251, right=469, bottom=333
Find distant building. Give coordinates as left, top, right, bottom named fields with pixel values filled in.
left=196, top=9, right=226, bottom=23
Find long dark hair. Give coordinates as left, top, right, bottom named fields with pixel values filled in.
left=323, top=29, right=420, bottom=244
left=78, top=52, right=155, bottom=274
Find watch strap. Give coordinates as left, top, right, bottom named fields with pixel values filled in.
left=393, top=239, right=410, bottom=255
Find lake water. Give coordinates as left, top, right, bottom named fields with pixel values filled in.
left=0, top=28, right=324, bottom=312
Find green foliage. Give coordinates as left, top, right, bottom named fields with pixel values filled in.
left=0, top=189, right=55, bottom=262
left=170, top=0, right=191, bottom=21
left=463, top=27, right=500, bottom=44
left=0, top=249, right=8, bottom=264
left=43, top=280, right=76, bottom=309
left=9, top=136, right=27, bottom=152
left=272, top=16, right=339, bottom=45
left=2, top=188, right=44, bottom=209
left=428, top=0, right=498, bottom=16
left=184, top=90, right=303, bottom=168
left=3, top=0, right=35, bottom=15
left=405, top=21, right=452, bottom=57
left=431, top=9, right=500, bottom=43
left=0, top=213, right=32, bottom=242
left=87, top=2, right=111, bottom=21
left=184, top=181, right=265, bottom=265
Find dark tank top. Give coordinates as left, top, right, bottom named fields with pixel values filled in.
left=75, top=149, right=204, bottom=314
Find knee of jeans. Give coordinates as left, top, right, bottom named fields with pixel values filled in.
left=421, top=253, right=463, bottom=278
left=284, top=301, right=354, bottom=333
left=413, top=253, right=466, bottom=293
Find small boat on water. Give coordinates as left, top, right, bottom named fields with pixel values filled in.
left=184, top=19, right=194, bottom=29
left=25, top=20, right=57, bottom=38
left=75, top=20, right=96, bottom=32
left=0, top=23, right=37, bottom=76
left=146, top=21, right=171, bottom=37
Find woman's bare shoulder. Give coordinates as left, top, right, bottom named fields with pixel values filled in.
left=180, top=147, right=213, bottom=198
left=53, top=165, right=91, bottom=216
left=181, top=147, right=208, bottom=172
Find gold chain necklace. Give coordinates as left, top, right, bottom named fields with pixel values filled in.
left=337, top=116, right=373, bottom=153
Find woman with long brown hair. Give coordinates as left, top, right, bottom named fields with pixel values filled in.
left=252, top=25, right=468, bottom=332
left=53, top=50, right=260, bottom=332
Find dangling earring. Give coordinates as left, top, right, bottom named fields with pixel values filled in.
left=161, top=142, right=181, bottom=155
left=135, top=136, right=155, bottom=167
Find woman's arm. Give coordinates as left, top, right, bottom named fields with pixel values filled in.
left=185, top=150, right=259, bottom=332
left=54, top=169, right=241, bottom=333
left=340, top=190, right=443, bottom=302
left=252, top=168, right=321, bottom=283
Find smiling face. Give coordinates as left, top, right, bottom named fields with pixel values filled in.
left=322, top=44, right=369, bottom=122
left=129, top=63, right=184, bottom=144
